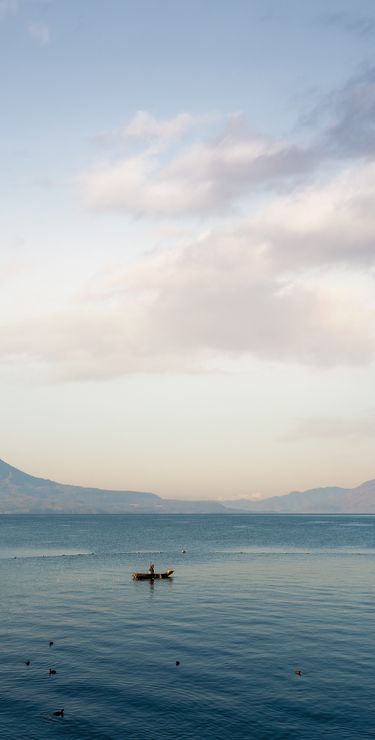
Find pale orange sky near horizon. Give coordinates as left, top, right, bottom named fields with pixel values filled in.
left=1, top=362, right=374, bottom=501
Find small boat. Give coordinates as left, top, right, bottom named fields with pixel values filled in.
left=132, top=569, right=174, bottom=580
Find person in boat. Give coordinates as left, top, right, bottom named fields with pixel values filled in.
left=148, top=563, right=155, bottom=576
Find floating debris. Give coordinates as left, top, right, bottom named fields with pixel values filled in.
left=53, top=709, right=64, bottom=717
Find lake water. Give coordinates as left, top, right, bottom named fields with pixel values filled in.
left=0, top=514, right=374, bottom=739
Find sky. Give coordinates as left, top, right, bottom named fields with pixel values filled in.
left=1, top=0, right=375, bottom=500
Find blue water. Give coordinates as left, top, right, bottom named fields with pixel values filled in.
left=0, top=514, right=374, bottom=739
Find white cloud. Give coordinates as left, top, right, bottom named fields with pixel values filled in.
left=79, top=68, right=375, bottom=219
left=28, top=19, right=50, bottom=45
left=2, top=267, right=372, bottom=378
left=248, top=160, right=375, bottom=271
left=79, top=112, right=314, bottom=217
left=1, top=169, right=374, bottom=379
left=122, top=110, right=216, bottom=146
left=5, top=81, right=375, bottom=379
left=80, top=136, right=307, bottom=217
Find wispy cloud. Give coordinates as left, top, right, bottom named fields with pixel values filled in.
left=122, top=110, right=218, bottom=147
left=322, top=11, right=375, bottom=38
left=319, top=68, right=375, bottom=158
left=286, top=413, right=375, bottom=440
left=78, top=68, right=375, bottom=219
left=0, top=1, right=51, bottom=44
left=79, top=112, right=315, bottom=217
left=28, top=19, right=50, bottom=44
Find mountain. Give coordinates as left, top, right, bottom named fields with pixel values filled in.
left=0, top=459, right=374, bottom=513
left=0, top=459, right=228, bottom=514
left=223, top=479, right=375, bottom=513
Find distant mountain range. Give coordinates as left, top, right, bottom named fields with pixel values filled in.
left=222, top=479, right=375, bottom=514
left=0, top=459, right=228, bottom=514
left=0, top=459, right=374, bottom=514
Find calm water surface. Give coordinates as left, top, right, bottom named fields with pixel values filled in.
left=0, top=514, right=374, bottom=739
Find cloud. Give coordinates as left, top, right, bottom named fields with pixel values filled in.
left=78, top=67, right=375, bottom=219
left=4, top=67, right=375, bottom=380
left=248, top=160, right=375, bottom=270
left=322, top=11, right=375, bottom=38
left=28, top=19, right=50, bottom=44
left=122, top=110, right=217, bottom=147
left=1, top=171, right=374, bottom=379
left=286, top=413, right=375, bottom=440
left=320, top=68, right=375, bottom=158
left=94, top=111, right=220, bottom=156
left=2, top=267, right=372, bottom=378
left=79, top=113, right=315, bottom=217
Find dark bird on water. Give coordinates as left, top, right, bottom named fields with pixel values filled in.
left=49, top=669, right=57, bottom=675
left=176, top=661, right=180, bottom=666
left=49, top=641, right=54, bottom=647
left=53, top=709, right=64, bottom=717
left=25, top=661, right=30, bottom=666
left=294, top=670, right=303, bottom=677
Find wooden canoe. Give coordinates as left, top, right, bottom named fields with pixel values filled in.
left=132, top=569, right=174, bottom=580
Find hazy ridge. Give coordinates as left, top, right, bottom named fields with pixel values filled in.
left=0, top=459, right=374, bottom=514
left=0, top=459, right=228, bottom=514
left=222, top=479, right=375, bottom=514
